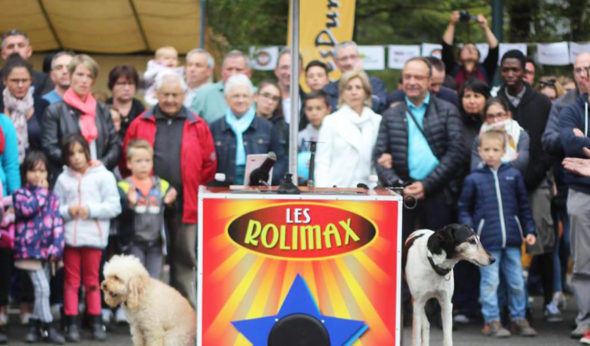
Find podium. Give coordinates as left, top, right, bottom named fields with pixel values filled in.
left=197, top=187, right=402, bottom=345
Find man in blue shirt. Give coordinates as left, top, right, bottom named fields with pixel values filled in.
left=373, top=57, right=464, bottom=237
left=42, top=51, right=74, bottom=104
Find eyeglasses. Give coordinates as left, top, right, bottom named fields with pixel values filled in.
left=259, top=92, right=280, bottom=102
left=485, top=112, right=508, bottom=120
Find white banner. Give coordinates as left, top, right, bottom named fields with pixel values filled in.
left=388, top=45, right=421, bottom=69
left=498, top=43, right=527, bottom=65
left=358, top=45, right=385, bottom=70
left=475, top=43, right=490, bottom=63
left=421, top=43, right=442, bottom=59
left=537, top=42, right=570, bottom=66
left=569, top=42, right=590, bottom=63
left=249, top=46, right=279, bottom=71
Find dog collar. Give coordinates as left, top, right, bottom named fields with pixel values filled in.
left=427, top=251, right=452, bottom=276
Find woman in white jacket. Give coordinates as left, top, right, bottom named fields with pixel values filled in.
left=53, top=134, right=121, bottom=341
left=314, top=70, right=382, bottom=187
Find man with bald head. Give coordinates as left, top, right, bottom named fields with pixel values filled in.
left=322, top=41, right=388, bottom=113
left=190, top=50, right=252, bottom=124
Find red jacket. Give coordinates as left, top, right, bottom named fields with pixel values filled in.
left=121, top=107, right=217, bottom=223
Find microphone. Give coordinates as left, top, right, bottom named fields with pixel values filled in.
left=249, top=152, right=277, bottom=186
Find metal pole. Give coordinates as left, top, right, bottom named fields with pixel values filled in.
left=491, top=0, right=503, bottom=43
left=288, top=0, right=300, bottom=183
left=199, top=0, right=206, bottom=48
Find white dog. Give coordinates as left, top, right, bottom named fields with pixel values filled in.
left=101, top=255, right=196, bottom=346
left=403, top=224, right=495, bottom=346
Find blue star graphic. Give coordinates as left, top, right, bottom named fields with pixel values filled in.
left=232, top=274, right=368, bottom=345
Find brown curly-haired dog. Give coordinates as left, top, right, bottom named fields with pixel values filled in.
left=101, top=255, right=196, bottom=346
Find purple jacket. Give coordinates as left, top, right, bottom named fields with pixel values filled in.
left=13, top=185, right=64, bottom=260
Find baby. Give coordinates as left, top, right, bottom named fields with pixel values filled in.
left=143, top=46, right=184, bottom=106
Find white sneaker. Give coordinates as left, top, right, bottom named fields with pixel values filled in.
left=115, top=308, right=127, bottom=324
left=544, top=302, right=563, bottom=322
left=552, top=291, right=566, bottom=310
left=20, top=312, right=32, bottom=325
left=453, top=314, right=470, bottom=324
left=101, top=308, right=113, bottom=325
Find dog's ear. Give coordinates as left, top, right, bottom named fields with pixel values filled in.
left=431, top=225, right=456, bottom=258
left=125, top=275, right=145, bottom=311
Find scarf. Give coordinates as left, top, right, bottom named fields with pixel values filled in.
left=480, top=118, right=522, bottom=163
left=225, top=106, right=255, bottom=166
left=63, top=88, right=98, bottom=144
left=3, top=87, right=33, bottom=163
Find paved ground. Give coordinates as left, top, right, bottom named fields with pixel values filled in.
left=3, top=294, right=585, bottom=345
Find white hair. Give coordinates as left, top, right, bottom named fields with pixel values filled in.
left=154, top=69, right=187, bottom=91
left=333, top=41, right=359, bottom=59
left=224, top=74, right=254, bottom=97
left=186, top=48, right=215, bottom=69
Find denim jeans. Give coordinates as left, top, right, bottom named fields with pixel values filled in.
left=480, top=247, right=526, bottom=323
left=552, top=208, right=570, bottom=292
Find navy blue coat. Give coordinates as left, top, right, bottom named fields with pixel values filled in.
left=209, top=116, right=285, bottom=185
left=559, top=93, right=590, bottom=194
left=458, top=163, right=536, bottom=250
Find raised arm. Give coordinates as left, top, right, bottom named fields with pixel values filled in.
left=442, top=11, right=460, bottom=45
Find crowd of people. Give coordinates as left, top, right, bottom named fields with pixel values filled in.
left=0, top=9, right=589, bottom=344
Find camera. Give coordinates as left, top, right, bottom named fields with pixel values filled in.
left=459, top=10, right=477, bottom=22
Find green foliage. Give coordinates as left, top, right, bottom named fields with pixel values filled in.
left=205, top=0, right=590, bottom=85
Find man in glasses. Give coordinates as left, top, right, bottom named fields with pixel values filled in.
left=0, top=29, right=54, bottom=110
left=373, top=57, right=463, bottom=238
left=322, top=41, right=388, bottom=113
left=555, top=55, right=590, bottom=342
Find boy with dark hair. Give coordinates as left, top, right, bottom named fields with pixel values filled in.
left=297, top=90, right=331, bottom=183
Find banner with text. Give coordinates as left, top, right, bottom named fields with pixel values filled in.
left=288, top=0, right=356, bottom=90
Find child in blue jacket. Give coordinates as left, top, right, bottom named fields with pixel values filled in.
left=458, top=129, right=537, bottom=338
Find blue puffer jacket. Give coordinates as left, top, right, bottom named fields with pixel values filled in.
left=457, top=163, right=536, bottom=250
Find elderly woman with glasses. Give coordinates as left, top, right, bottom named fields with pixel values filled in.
left=470, top=97, right=529, bottom=174
left=209, top=74, right=285, bottom=185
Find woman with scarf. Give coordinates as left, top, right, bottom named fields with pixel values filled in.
left=209, top=74, right=284, bottom=185
left=2, top=53, right=48, bottom=162
left=314, top=70, right=382, bottom=188
left=470, top=97, right=530, bottom=174
left=41, top=54, right=120, bottom=175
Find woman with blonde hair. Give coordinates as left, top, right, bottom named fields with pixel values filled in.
left=314, top=70, right=382, bottom=187
left=41, top=54, right=120, bottom=174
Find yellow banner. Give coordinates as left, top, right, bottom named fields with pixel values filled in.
left=288, top=0, right=357, bottom=91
